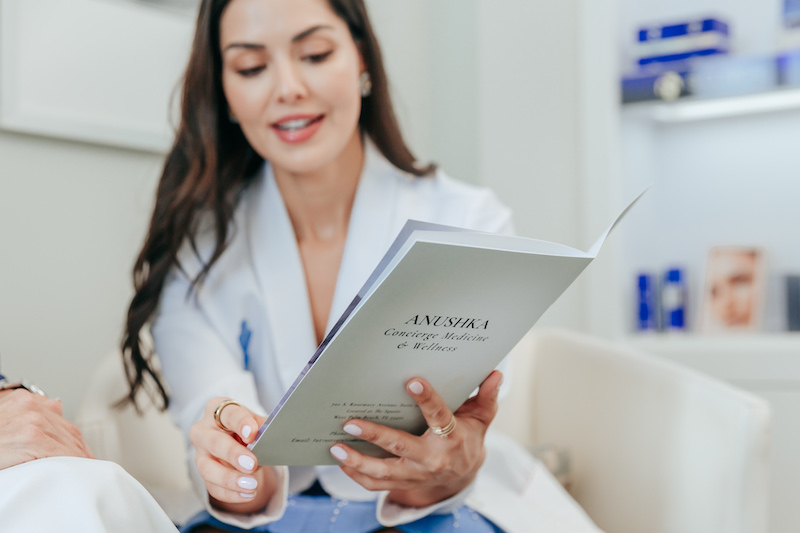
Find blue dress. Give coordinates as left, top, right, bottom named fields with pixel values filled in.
left=180, top=482, right=504, bottom=533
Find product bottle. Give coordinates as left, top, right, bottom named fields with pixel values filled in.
left=661, top=268, right=687, bottom=331
left=636, top=273, right=658, bottom=332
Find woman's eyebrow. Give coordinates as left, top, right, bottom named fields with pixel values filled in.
left=222, top=42, right=265, bottom=53
left=292, top=24, right=334, bottom=42
left=222, top=25, right=334, bottom=54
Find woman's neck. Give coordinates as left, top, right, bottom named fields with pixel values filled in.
left=273, top=135, right=365, bottom=244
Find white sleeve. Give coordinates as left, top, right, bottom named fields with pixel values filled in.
left=152, top=268, right=289, bottom=527
left=464, top=188, right=515, bottom=237
left=375, top=480, right=476, bottom=527
left=152, top=267, right=266, bottom=435
left=0, top=457, right=178, bottom=533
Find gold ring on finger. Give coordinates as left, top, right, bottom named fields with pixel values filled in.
left=213, top=399, right=241, bottom=432
left=430, top=414, right=457, bottom=438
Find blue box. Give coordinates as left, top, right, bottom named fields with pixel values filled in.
left=635, top=17, right=730, bottom=66
left=785, top=0, right=800, bottom=28
left=778, top=49, right=800, bottom=86
left=621, top=62, right=692, bottom=103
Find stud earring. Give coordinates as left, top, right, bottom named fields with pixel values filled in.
left=359, top=71, right=372, bottom=97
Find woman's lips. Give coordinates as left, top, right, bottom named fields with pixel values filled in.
left=271, top=115, right=324, bottom=143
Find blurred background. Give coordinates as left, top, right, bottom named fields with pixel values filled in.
left=0, top=0, right=798, bottom=530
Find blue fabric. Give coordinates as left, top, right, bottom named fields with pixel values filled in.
left=180, top=496, right=504, bottom=533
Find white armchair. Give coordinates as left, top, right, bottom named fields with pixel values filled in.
left=75, top=328, right=772, bottom=533
left=494, top=329, right=772, bottom=533
left=74, top=353, right=200, bottom=525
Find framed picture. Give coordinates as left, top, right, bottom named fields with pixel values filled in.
left=0, top=0, right=194, bottom=152
left=699, top=246, right=767, bottom=332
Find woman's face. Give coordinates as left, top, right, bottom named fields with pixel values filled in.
left=219, top=0, right=364, bottom=176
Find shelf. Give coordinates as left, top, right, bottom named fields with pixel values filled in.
left=622, top=87, right=800, bottom=123
left=621, top=333, right=800, bottom=385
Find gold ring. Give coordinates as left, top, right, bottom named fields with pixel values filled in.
left=213, top=399, right=240, bottom=432
left=430, top=414, right=457, bottom=438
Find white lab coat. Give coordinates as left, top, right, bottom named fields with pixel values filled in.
left=152, top=144, right=601, bottom=532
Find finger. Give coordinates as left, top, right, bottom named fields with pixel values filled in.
left=329, top=445, right=425, bottom=491
left=45, top=418, right=93, bottom=460
left=64, top=420, right=94, bottom=459
left=196, top=450, right=259, bottom=500
left=338, top=463, right=421, bottom=492
left=455, top=370, right=502, bottom=427
left=191, top=424, right=257, bottom=474
left=218, top=403, right=261, bottom=445
left=406, top=378, right=455, bottom=431
left=339, top=419, right=430, bottom=464
left=45, top=398, right=64, bottom=416
left=23, top=403, right=86, bottom=457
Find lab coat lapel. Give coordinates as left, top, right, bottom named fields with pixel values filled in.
left=247, top=148, right=404, bottom=393
left=249, top=165, right=318, bottom=390
left=326, top=145, right=403, bottom=329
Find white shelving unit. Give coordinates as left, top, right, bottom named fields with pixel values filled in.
left=577, top=2, right=798, bottom=529
left=629, top=334, right=800, bottom=381
left=609, top=88, right=800, bottom=533
left=623, top=87, right=800, bottom=123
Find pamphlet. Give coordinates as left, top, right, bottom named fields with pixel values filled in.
left=249, top=192, right=644, bottom=466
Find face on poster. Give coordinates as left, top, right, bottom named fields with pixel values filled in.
left=700, top=246, right=766, bottom=332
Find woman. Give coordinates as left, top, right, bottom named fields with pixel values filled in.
left=122, top=1, right=598, bottom=532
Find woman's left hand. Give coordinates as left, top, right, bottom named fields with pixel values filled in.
left=329, top=370, right=503, bottom=508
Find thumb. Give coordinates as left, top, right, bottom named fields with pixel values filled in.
left=462, top=370, right=503, bottom=427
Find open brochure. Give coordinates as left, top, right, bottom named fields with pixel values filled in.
left=249, top=191, right=646, bottom=466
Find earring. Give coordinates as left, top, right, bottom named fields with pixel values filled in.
left=228, top=108, right=239, bottom=124
left=359, top=71, right=372, bottom=97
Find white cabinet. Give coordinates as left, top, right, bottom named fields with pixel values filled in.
left=628, top=335, right=800, bottom=533
left=591, top=81, right=800, bottom=533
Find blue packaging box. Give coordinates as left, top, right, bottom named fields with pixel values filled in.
left=778, top=49, right=800, bottom=86
left=785, top=0, right=800, bottom=28
left=621, top=62, right=692, bottom=103
left=635, top=17, right=730, bottom=66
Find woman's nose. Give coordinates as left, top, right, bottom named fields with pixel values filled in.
left=273, top=59, right=307, bottom=104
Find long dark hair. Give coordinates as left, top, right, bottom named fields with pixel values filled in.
left=120, top=0, right=434, bottom=409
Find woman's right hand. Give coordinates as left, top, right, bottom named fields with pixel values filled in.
left=190, top=397, right=277, bottom=514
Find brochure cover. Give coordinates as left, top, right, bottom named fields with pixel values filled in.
left=249, top=192, right=645, bottom=466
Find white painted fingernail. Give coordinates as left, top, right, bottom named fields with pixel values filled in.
left=238, top=476, right=258, bottom=490
left=238, top=455, right=255, bottom=471
left=240, top=492, right=256, bottom=499
left=330, top=445, right=348, bottom=462
left=242, top=425, right=252, bottom=439
left=409, top=381, right=424, bottom=394
left=343, top=424, right=363, bottom=437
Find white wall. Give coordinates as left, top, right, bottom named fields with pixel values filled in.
left=369, top=0, right=588, bottom=331
left=0, top=132, right=161, bottom=417
left=0, top=0, right=187, bottom=417
left=475, top=0, right=586, bottom=330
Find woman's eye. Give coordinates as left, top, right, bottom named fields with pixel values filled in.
left=304, top=50, right=333, bottom=63
left=237, top=66, right=265, bottom=77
